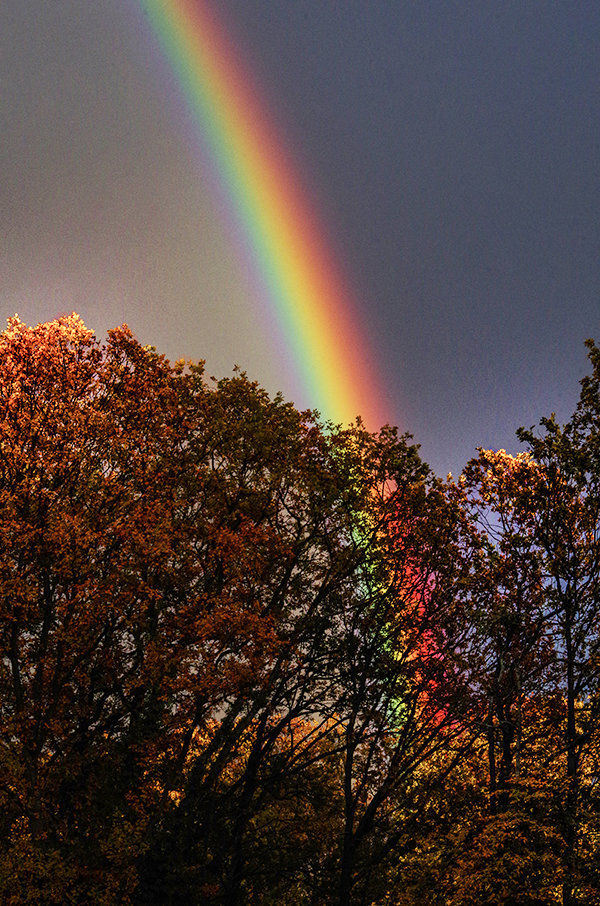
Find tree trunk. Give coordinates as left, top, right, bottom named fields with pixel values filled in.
left=338, top=832, right=355, bottom=906
left=487, top=700, right=497, bottom=816
left=222, top=718, right=267, bottom=905
left=339, top=729, right=357, bottom=906
left=562, top=613, right=578, bottom=906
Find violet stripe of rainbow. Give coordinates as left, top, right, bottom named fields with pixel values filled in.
left=137, top=0, right=388, bottom=428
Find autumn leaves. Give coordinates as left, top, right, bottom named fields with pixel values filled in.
left=1, top=316, right=600, bottom=904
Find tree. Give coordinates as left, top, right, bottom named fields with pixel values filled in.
left=0, top=315, right=202, bottom=901
left=462, top=449, right=555, bottom=816
left=2, top=315, right=474, bottom=904
left=4, top=314, right=598, bottom=904
left=458, top=340, right=600, bottom=905
left=515, top=344, right=600, bottom=905
left=316, top=434, right=482, bottom=906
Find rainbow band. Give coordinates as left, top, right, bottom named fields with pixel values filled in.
left=137, top=0, right=387, bottom=427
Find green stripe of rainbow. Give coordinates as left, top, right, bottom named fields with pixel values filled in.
left=137, top=0, right=388, bottom=427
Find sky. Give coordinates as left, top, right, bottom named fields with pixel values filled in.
left=1, top=0, right=599, bottom=477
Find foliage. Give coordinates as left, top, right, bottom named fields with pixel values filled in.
left=1, top=316, right=600, bottom=904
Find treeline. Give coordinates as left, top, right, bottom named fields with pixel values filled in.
left=0, top=315, right=599, bottom=905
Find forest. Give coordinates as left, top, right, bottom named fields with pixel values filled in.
left=1, top=314, right=600, bottom=905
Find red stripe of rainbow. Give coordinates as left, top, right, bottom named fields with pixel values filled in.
left=137, top=0, right=388, bottom=427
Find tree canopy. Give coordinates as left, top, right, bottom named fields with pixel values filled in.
left=1, top=315, right=600, bottom=905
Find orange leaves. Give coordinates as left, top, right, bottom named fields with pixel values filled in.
left=0, top=314, right=514, bottom=902
left=0, top=315, right=346, bottom=889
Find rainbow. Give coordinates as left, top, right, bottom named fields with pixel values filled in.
left=136, top=0, right=388, bottom=428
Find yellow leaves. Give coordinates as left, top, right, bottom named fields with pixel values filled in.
left=2, top=312, right=90, bottom=346
left=444, top=812, right=564, bottom=906
left=467, top=448, right=541, bottom=506
left=0, top=817, right=77, bottom=906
